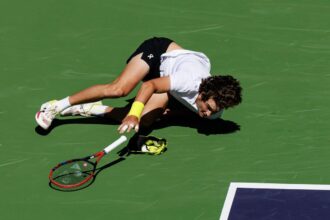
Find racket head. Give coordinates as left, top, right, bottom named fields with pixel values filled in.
left=49, top=153, right=103, bottom=189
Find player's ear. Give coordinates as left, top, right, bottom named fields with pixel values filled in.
left=199, top=92, right=207, bottom=101
left=195, top=93, right=202, bottom=103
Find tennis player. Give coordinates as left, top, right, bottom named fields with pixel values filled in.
left=36, top=37, right=242, bottom=135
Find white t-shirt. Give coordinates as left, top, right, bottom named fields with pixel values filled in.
left=159, top=49, right=223, bottom=119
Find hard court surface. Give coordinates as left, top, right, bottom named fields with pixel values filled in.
left=0, top=0, right=329, bottom=219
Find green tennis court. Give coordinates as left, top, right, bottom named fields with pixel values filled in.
left=1, top=0, right=329, bottom=219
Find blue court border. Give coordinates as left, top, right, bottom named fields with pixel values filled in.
left=219, top=182, right=330, bottom=220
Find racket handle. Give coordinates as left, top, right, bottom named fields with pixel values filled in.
left=104, top=135, right=128, bottom=154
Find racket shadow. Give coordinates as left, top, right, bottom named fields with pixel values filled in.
left=49, top=157, right=126, bottom=192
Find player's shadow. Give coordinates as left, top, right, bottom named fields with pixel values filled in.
left=35, top=117, right=120, bottom=136
left=43, top=106, right=240, bottom=191
left=37, top=107, right=240, bottom=155
left=116, top=113, right=240, bottom=156
left=48, top=157, right=126, bottom=192
left=153, top=115, right=240, bottom=136
left=35, top=97, right=240, bottom=136
left=35, top=112, right=240, bottom=136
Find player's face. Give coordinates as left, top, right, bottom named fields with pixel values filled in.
left=195, top=95, right=219, bottom=118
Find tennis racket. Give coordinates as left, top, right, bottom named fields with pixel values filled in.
left=49, top=135, right=127, bottom=189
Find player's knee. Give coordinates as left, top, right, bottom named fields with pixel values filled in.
left=103, top=84, right=129, bottom=98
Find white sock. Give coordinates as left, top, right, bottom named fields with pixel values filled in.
left=56, top=97, right=71, bottom=112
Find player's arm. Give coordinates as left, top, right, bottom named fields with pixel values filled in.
left=118, top=76, right=171, bottom=133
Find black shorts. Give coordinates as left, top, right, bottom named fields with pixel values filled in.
left=126, top=37, right=173, bottom=81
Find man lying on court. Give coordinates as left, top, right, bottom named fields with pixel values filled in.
left=35, top=37, right=242, bottom=154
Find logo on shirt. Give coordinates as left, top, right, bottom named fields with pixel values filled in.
left=147, top=54, right=154, bottom=59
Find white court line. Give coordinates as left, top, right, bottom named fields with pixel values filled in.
left=219, top=183, right=238, bottom=220
left=177, top=25, right=224, bottom=34
left=0, top=158, right=29, bottom=168
left=219, top=182, right=330, bottom=220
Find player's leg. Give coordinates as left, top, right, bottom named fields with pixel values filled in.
left=36, top=53, right=149, bottom=130
left=134, top=93, right=169, bottom=154
left=61, top=93, right=169, bottom=126
left=36, top=37, right=176, bottom=130
left=68, top=37, right=180, bottom=105
left=140, top=92, right=169, bottom=128
left=68, top=53, right=149, bottom=105
left=124, top=93, right=169, bottom=155
left=89, top=93, right=168, bottom=126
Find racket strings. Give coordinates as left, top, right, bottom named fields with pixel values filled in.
left=51, top=160, right=95, bottom=186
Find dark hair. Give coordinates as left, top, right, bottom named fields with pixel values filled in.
left=199, top=75, right=242, bottom=109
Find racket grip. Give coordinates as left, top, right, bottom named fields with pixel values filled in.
left=104, top=135, right=128, bottom=154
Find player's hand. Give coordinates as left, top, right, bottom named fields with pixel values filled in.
left=118, top=115, right=139, bottom=134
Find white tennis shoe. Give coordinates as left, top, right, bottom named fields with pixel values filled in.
left=60, top=101, right=103, bottom=117
left=35, top=100, right=59, bottom=130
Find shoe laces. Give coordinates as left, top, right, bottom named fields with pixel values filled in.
left=44, top=104, right=59, bottom=119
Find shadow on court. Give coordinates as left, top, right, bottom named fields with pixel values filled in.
left=35, top=114, right=240, bottom=136
left=153, top=115, right=240, bottom=136
left=35, top=96, right=240, bottom=136
left=39, top=110, right=240, bottom=191
left=35, top=117, right=120, bottom=136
